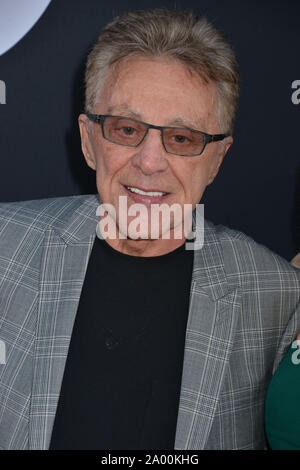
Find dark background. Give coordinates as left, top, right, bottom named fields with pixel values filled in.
left=0, top=0, right=299, bottom=260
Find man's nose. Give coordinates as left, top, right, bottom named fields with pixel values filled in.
left=130, top=128, right=169, bottom=175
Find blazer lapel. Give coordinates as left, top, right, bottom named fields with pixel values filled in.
left=174, top=210, right=241, bottom=449
left=28, top=194, right=100, bottom=449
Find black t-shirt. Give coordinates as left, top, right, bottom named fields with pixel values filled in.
left=49, top=235, right=194, bottom=450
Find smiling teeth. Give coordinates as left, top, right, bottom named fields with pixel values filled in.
left=126, top=186, right=166, bottom=196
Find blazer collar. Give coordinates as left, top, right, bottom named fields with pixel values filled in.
left=50, top=193, right=100, bottom=244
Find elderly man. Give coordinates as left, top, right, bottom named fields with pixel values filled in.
left=0, top=8, right=299, bottom=450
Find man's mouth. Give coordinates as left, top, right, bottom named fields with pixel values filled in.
left=122, top=184, right=171, bottom=205
left=125, top=186, right=168, bottom=197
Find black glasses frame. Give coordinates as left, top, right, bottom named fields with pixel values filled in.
left=86, top=113, right=230, bottom=157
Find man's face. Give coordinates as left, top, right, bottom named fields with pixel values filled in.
left=79, top=56, right=232, bottom=247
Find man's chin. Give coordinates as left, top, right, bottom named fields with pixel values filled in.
left=121, top=224, right=183, bottom=241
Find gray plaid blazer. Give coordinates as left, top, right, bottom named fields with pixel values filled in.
left=0, top=193, right=299, bottom=450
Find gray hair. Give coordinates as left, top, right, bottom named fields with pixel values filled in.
left=84, top=8, right=240, bottom=134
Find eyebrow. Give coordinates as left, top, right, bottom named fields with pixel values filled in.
left=106, top=105, right=202, bottom=130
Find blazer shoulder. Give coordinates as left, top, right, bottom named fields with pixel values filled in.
left=209, top=221, right=300, bottom=289
left=0, top=194, right=97, bottom=234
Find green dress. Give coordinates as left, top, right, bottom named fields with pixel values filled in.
left=265, top=341, right=300, bottom=449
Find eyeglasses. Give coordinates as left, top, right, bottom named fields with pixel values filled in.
left=86, top=113, right=229, bottom=157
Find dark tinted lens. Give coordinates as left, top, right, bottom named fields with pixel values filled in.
left=163, top=127, right=205, bottom=155
left=104, top=117, right=146, bottom=146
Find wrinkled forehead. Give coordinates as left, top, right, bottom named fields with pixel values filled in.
left=95, top=56, right=220, bottom=132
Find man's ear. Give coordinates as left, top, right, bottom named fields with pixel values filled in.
left=78, top=114, right=96, bottom=171
left=207, top=136, right=233, bottom=185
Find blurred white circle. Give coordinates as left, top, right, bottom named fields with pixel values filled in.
left=0, top=0, right=52, bottom=56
